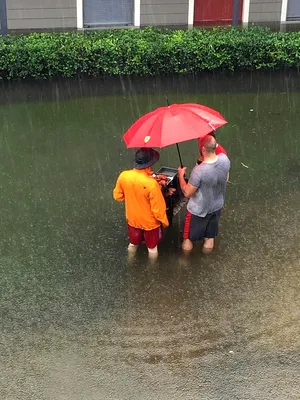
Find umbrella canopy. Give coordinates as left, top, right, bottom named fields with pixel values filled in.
left=123, top=103, right=227, bottom=149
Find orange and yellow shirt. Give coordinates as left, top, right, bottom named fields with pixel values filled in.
left=113, top=168, right=169, bottom=230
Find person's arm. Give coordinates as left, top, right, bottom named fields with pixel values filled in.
left=177, top=167, right=198, bottom=198
left=149, top=183, right=169, bottom=228
left=225, top=156, right=231, bottom=183
left=113, top=174, right=125, bottom=202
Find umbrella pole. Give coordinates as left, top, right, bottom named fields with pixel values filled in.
left=176, top=143, right=183, bottom=168
left=166, top=98, right=183, bottom=167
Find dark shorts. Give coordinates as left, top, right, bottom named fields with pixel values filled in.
left=127, top=224, right=163, bottom=249
left=183, top=210, right=221, bottom=242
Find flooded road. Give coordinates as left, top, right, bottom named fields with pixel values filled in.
left=1, top=72, right=300, bottom=399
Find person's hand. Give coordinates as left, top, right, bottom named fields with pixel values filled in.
left=165, top=187, right=176, bottom=197
left=178, top=166, right=187, bottom=177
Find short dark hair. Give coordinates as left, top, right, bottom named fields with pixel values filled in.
left=208, top=131, right=216, bottom=139
left=200, top=135, right=217, bottom=153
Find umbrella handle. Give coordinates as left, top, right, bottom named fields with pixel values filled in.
left=176, top=143, right=183, bottom=168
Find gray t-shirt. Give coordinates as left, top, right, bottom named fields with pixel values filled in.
left=187, top=153, right=231, bottom=217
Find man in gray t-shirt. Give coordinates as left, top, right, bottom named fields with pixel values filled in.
left=178, top=134, right=230, bottom=253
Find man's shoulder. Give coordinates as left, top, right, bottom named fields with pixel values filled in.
left=118, top=169, right=133, bottom=180
left=147, top=175, right=160, bottom=190
left=118, top=169, right=130, bottom=176
left=217, top=154, right=231, bottom=172
left=218, top=153, right=230, bottom=163
left=190, top=164, right=203, bottom=177
left=133, top=170, right=158, bottom=188
left=188, top=164, right=203, bottom=187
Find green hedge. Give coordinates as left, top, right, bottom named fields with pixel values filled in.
left=0, top=26, right=300, bottom=80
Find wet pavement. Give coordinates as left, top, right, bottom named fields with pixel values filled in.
left=0, top=72, right=300, bottom=399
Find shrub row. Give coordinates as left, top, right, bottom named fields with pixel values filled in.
left=0, top=26, right=300, bottom=80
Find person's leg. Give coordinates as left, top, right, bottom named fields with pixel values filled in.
left=144, top=225, right=163, bottom=258
left=127, top=224, right=143, bottom=252
left=202, top=238, right=214, bottom=254
left=183, top=211, right=194, bottom=251
left=203, top=210, right=221, bottom=253
left=147, top=245, right=158, bottom=261
left=184, top=212, right=210, bottom=251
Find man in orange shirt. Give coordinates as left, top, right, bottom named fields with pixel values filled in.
left=113, top=148, right=169, bottom=259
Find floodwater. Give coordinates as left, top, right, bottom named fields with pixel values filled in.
left=1, top=72, right=300, bottom=399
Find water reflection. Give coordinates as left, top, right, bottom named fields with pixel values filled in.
left=0, top=73, right=300, bottom=399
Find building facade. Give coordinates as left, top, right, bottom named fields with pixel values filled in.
left=2, top=0, right=300, bottom=32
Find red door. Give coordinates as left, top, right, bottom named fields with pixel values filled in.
left=194, top=0, right=243, bottom=24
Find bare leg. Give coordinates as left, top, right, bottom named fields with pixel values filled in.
left=148, top=246, right=158, bottom=260
left=127, top=243, right=138, bottom=262
left=182, top=238, right=193, bottom=251
left=128, top=243, right=138, bottom=252
left=202, top=238, right=214, bottom=254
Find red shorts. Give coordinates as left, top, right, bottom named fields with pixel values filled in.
left=127, top=224, right=163, bottom=249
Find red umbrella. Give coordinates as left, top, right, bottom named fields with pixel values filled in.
left=123, top=103, right=227, bottom=148
left=123, top=103, right=227, bottom=166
